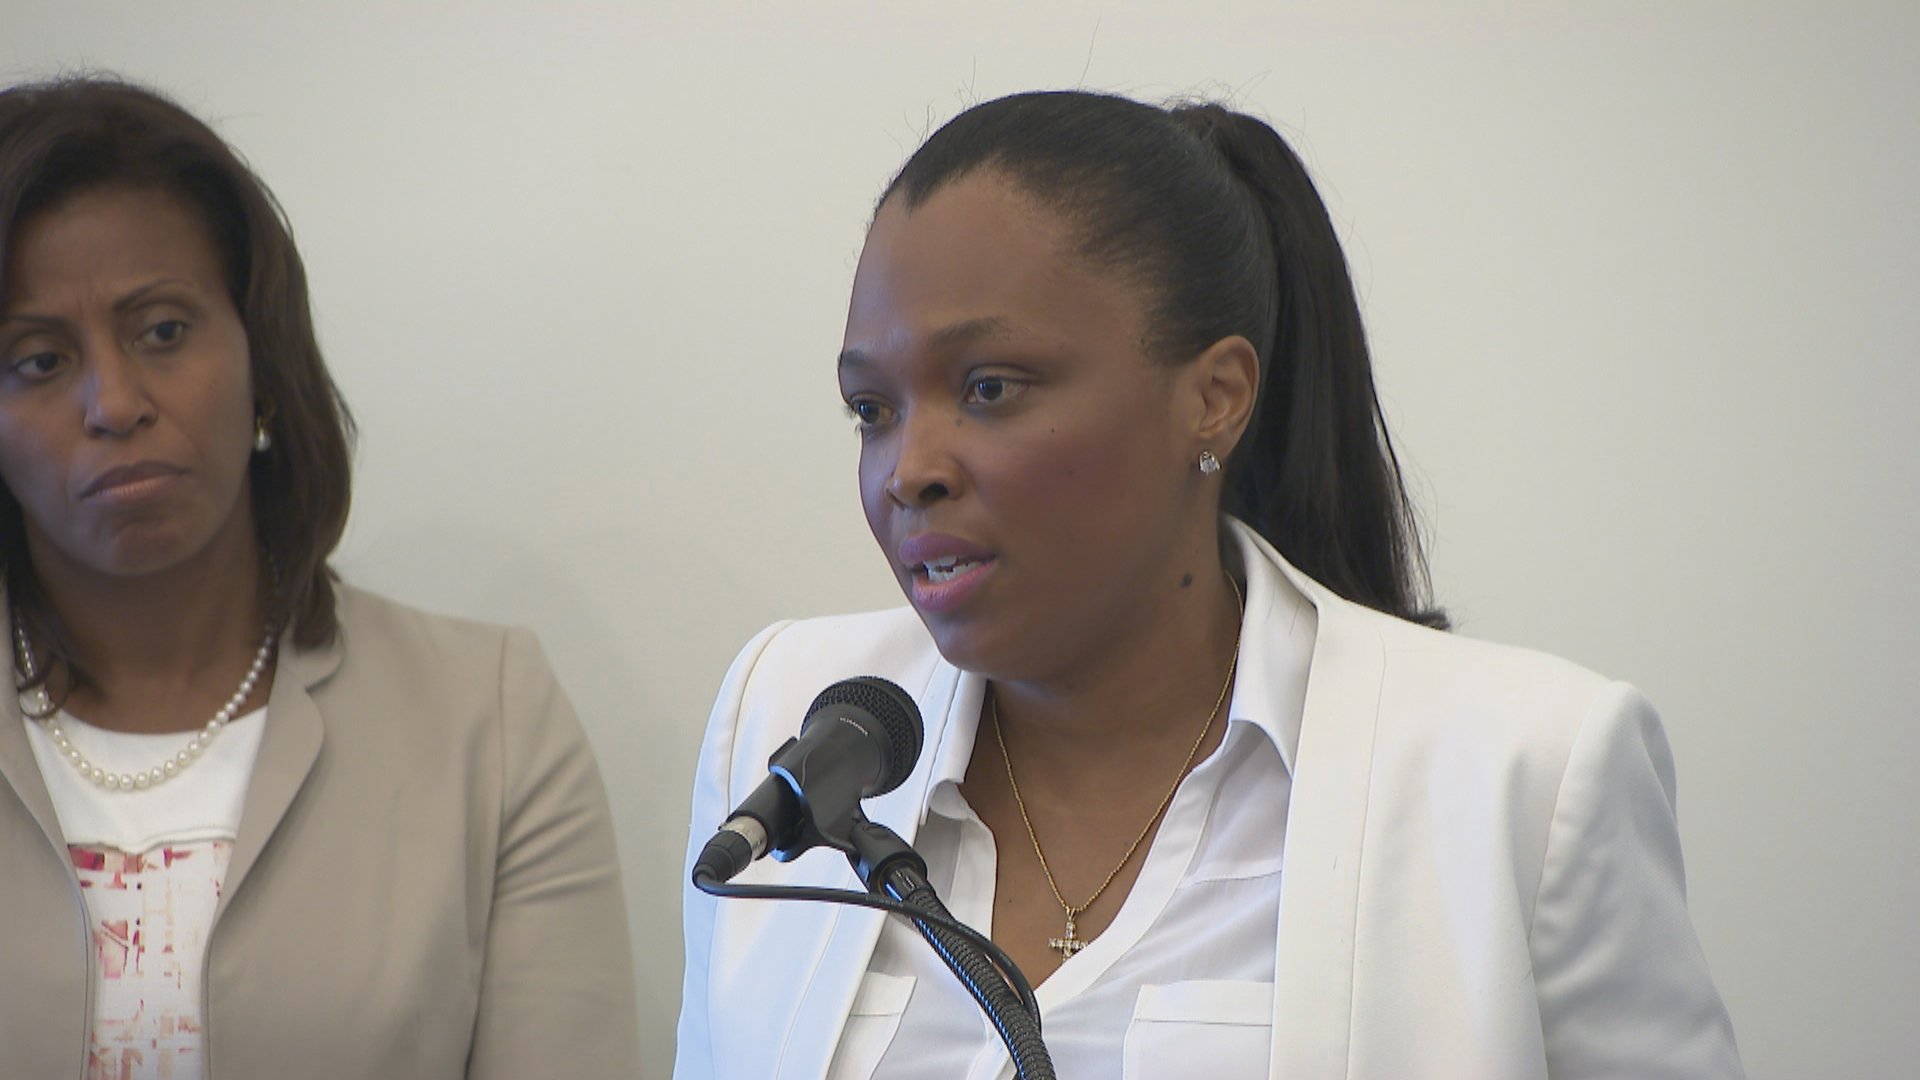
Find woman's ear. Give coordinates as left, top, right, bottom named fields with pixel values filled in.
left=1184, top=334, right=1260, bottom=457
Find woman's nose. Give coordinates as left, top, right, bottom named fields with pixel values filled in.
left=884, top=407, right=963, bottom=508
left=81, top=348, right=158, bottom=438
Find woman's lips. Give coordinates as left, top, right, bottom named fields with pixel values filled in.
left=907, top=555, right=996, bottom=613
left=82, top=462, right=185, bottom=502
left=898, top=533, right=998, bottom=614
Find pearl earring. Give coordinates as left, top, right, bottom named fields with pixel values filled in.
left=253, top=419, right=273, bottom=453
left=1198, top=450, right=1221, bottom=475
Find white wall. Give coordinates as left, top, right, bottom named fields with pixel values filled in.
left=5, top=2, right=1914, bottom=1074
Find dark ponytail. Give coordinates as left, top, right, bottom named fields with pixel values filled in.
left=885, top=90, right=1445, bottom=628
left=1169, top=104, right=1444, bottom=628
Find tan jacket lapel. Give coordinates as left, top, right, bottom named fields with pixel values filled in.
left=0, top=610, right=91, bottom=1072
left=215, top=616, right=342, bottom=919
left=0, top=684, right=66, bottom=865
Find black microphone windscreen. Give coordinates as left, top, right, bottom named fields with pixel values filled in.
left=803, top=676, right=923, bottom=795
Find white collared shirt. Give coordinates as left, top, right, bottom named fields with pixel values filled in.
left=828, top=571, right=1316, bottom=1080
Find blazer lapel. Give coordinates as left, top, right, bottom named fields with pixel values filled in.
left=1251, top=528, right=1387, bottom=1080
left=215, top=620, right=341, bottom=919
left=772, top=657, right=971, bottom=1079
left=0, top=628, right=90, bottom=1074
left=0, top=587, right=68, bottom=862
left=0, top=686, right=67, bottom=866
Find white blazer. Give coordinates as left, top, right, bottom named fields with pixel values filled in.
left=674, top=522, right=1743, bottom=1079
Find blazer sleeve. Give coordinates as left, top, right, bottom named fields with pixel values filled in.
left=673, top=621, right=791, bottom=1080
left=466, top=627, right=642, bottom=1079
left=1528, top=681, right=1744, bottom=1079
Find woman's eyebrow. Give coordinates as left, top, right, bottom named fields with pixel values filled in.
left=0, top=276, right=199, bottom=330
left=838, top=315, right=1015, bottom=371
left=111, top=277, right=196, bottom=314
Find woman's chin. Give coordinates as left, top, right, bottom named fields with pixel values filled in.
left=69, top=528, right=231, bottom=583
left=917, top=617, right=1044, bottom=683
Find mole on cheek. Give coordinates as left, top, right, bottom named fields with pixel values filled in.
left=1181, top=573, right=1194, bottom=588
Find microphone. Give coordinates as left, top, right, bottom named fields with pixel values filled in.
left=692, top=676, right=923, bottom=886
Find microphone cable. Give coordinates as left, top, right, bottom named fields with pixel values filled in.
left=691, top=869, right=1041, bottom=1023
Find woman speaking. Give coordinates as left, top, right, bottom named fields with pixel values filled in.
left=677, top=90, right=1742, bottom=1079
left=0, top=78, right=640, bottom=1077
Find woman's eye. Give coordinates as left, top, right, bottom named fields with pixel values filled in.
left=138, top=319, right=188, bottom=348
left=845, top=398, right=895, bottom=429
left=8, top=352, right=65, bottom=381
left=964, top=375, right=1026, bottom=405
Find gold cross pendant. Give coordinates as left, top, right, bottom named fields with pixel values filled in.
left=1048, top=913, right=1089, bottom=959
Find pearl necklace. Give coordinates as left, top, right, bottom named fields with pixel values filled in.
left=13, top=610, right=276, bottom=792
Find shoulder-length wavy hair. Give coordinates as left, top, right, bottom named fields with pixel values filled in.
left=0, top=75, right=355, bottom=653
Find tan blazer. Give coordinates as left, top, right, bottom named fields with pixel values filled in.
left=0, top=585, right=641, bottom=1078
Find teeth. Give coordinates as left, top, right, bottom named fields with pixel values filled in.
left=922, top=557, right=979, bottom=584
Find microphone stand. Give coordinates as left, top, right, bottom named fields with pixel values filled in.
left=697, top=766, right=1056, bottom=1078
left=846, top=817, right=1056, bottom=1080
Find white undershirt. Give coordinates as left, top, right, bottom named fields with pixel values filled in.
left=22, top=705, right=266, bottom=1080
left=829, top=573, right=1316, bottom=1080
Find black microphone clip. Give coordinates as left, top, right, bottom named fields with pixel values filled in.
left=693, top=675, right=923, bottom=887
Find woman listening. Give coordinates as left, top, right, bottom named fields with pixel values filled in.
left=677, top=90, right=1742, bottom=1079
left=0, top=77, right=640, bottom=1078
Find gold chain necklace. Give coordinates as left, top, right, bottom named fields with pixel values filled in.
left=991, top=575, right=1244, bottom=960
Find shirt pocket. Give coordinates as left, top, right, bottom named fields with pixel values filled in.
left=825, top=972, right=916, bottom=1079
left=1122, top=979, right=1274, bottom=1079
